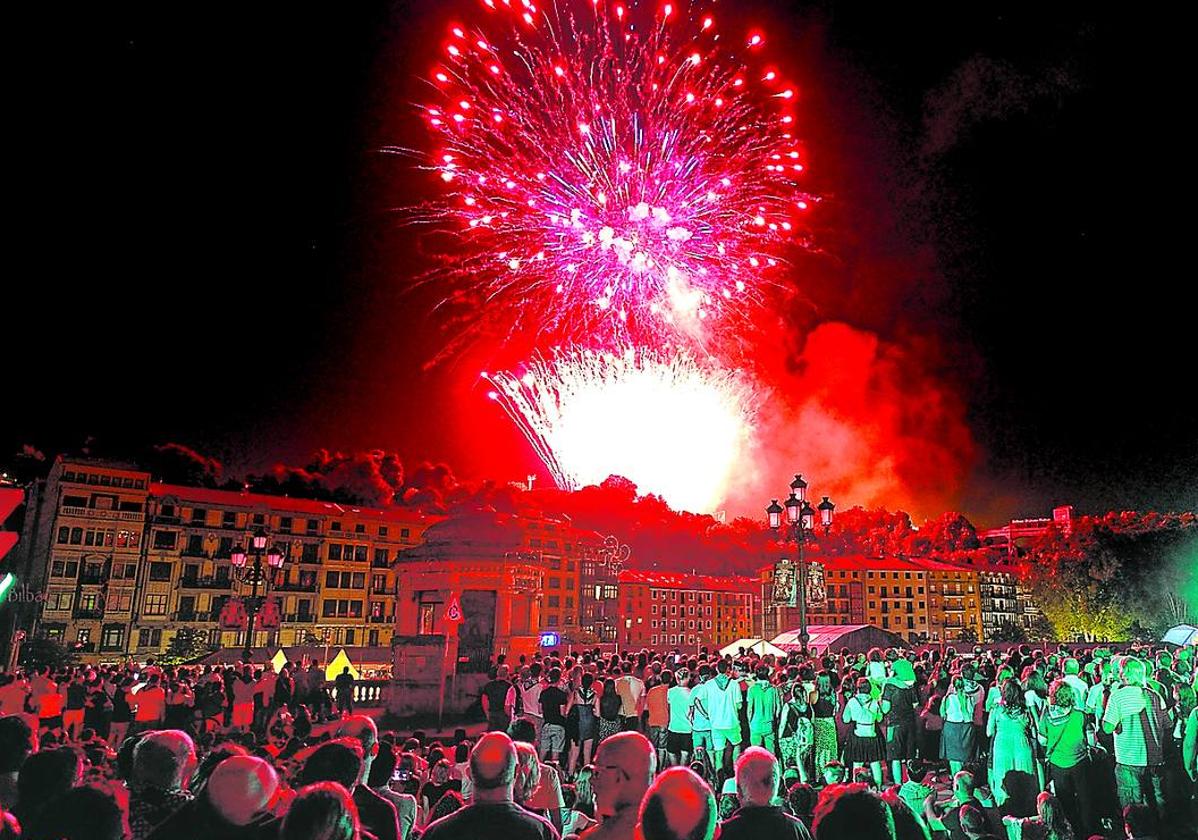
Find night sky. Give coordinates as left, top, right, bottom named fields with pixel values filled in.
left=6, top=1, right=1195, bottom=524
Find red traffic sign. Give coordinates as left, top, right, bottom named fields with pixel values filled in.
left=444, top=594, right=463, bottom=623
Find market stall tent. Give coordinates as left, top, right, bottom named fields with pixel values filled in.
left=718, top=638, right=788, bottom=658
left=771, top=624, right=908, bottom=655
left=1162, top=624, right=1198, bottom=647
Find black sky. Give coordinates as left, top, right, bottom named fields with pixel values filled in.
left=6, top=1, right=1195, bottom=522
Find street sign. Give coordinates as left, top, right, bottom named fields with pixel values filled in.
left=444, top=593, right=463, bottom=623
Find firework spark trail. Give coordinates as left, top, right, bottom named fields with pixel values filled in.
left=484, top=348, right=757, bottom=512
left=412, top=0, right=814, bottom=354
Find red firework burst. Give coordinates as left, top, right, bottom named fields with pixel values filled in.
left=410, top=0, right=814, bottom=356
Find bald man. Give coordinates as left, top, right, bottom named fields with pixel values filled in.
left=130, top=729, right=197, bottom=839
left=422, top=732, right=558, bottom=840
left=582, top=731, right=657, bottom=840
left=718, top=747, right=811, bottom=840
left=635, top=766, right=717, bottom=840
left=147, top=754, right=282, bottom=840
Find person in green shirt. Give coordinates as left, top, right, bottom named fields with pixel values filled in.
left=746, top=666, right=781, bottom=757
left=1038, top=680, right=1096, bottom=838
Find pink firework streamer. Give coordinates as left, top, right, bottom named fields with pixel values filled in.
left=407, top=0, right=815, bottom=355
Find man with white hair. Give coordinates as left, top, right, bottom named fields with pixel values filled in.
left=1102, top=656, right=1171, bottom=818
left=718, top=746, right=811, bottom=840
left=129, top=729, right=197, bottom=839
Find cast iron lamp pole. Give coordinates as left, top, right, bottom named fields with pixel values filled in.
left=767, top=474, right=834, bottom=657
left=230, top=527, right=284, bottom=663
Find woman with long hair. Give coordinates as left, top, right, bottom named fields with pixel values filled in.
left=778, top=675, right=814, bottom=782
left=597, top=677, right=623, bottom=744
left=812, top=671, right=840, bottom=773
left=940, top=668, right=983, bottom=775
left=841, top=677, right=887, bottom=787
left=568, top=672, right=600, bottom=776
left=1002, top=791, right=1074, bottom=840
left=988, top=678, right=1038, bottom=808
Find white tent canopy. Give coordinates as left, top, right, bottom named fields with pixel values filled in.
left=1163, top=624, right=1198, bottom=647
left=771, top=624, right=908, bottom=655
left=719, top=638, right=788, bottom=658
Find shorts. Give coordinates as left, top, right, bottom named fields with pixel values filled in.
left=692, top=730, right=713, bottom=754
left=711, top=727, right=741, bottom=751
left=540, top=723, right=566, bottom=754
left=39, top=715, right=63, bottom=730
left=648, top=725, right=668, bottom=749
left=667, top=731, right=693, bottom=754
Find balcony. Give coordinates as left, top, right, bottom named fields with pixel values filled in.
left=369, top=614, right=393, bottom=624
left=284, top=613, right=315, bottom=623
left=71, top=641, right=97, bottom=653
left=60, top=506, right=143, bottom=522
left=172, top=609, right=216, bottom=622
left=275, top=580, right=318, bottom=593
left=181, top=545, right=208, bottom=557
left=78, top=573, right=106, bottom=585
left=72, top=608, right=104, bottom=620
left=179, top=576, right=233, bottom=590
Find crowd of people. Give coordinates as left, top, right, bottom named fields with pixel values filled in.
left=471, top=642, right=1198, bottom=840
left=0, top=641, right=1192, bottom=840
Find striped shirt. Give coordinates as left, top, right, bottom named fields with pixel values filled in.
left=1101, top=684, right=1170, bottom=766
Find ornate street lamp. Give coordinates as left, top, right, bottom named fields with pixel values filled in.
left=766, top=474, right=834, bottom=656
left=231, top=527, right=285, bottom=662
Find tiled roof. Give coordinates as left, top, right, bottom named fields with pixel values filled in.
left=618, top=569, right=757, bottom=593
left=150, top=483, right=436, bottom=524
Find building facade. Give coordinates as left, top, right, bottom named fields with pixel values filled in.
left=18, top=457, right=437, bottom=661
left=617, top=570, right=756, bottom=652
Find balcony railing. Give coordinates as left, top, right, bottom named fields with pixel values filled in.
left=371, top=557, right=390, bottom=568
left=71, top=641, right=97, bottom=653
left=283, top=613, right=315, bottom=623
left=368, top=615, right=393, bottom=624
left=181, top=545, right=208, bottom=557
left=275, top=580, right=319, bottom=593
left=78, top=573, right=106, bottom=585
left=72, top=608, right=104, bottom=620
left=179, top=576, right=233, bottom=590
left=61, top=506, right=143, bottom=522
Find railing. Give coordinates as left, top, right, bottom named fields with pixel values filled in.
left=275, top=580, right=319, bottom=592
left=179, top=576, right=233, bottom=590
left=181, top=545, right=208, bottom=557
left=331, top=679, right=390, bottom=707
left=72, top=641, right=97, bottom=653
left=78, top=573, right=105, bottom=585
left=283, top=614, right=315, bottom=623
left=61, top=506, right=143, bottom=522
left=72, top=608, right=104, bottom=620
left=368, top=615, right=393, bottom=624
left=371, top=557, right=389, bottom=568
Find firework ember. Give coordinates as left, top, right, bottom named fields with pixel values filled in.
left=414, top=0, right=813, bottom=352
left=484, top=347, right=756, bottom=512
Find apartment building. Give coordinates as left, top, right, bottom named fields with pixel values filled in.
left=617, top=570, right=756, bottom=651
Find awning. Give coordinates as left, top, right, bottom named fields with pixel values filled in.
left=718, top=638, right=787, bottom=658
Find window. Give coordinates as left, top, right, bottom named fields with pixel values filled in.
left=546, top=615, right=559, bottom=626
left=548, top=596, right=560, bottom=608
left=549, top=576, right=560, bottom=589
left=57, top=527, right=70, bottom=544
left=143, top=594, right=168, bottom=616
left=190, top=508, right=207, bottom=524
left=79, top=593, right=98, bottom=611
left=223, top=511, right=237, bottom=528
left=565, top=596, right=574, bottom=608
left=70, top=527, right=83, bottom=544
left=307, top=519, right=319, bottom=533
left=372, top=574, right=386, bottom=592
left=349, top=601, right=363, bottom=618
left=102, top=626, right=124, bottom=650
left=323, top=600, right=338, bottom=617
left=149, top=562, right=172, bottom=581
left=138, top=628, right=162, bottom=647
left=153, top=531, right=178, bottom=550
left=345, top=629, right=356, bottom=645
left=253, top=513, right=265, bottom=525
left=374, top=548, right=389, bottom=565
left=331, top=521, right=342, bottom=532
left=327, top=572, right=342, bottom=588
left=418, top=603, right=436, bottom=634
left=352, top=523, right=365, bottom=534
left=48, top=591, right=73, bottom=611
left=378, top=526, right=388, bottom=537
left=354, top=546, right=368, bottom=562
left=77, top=628, right=91, bottom=644
left=328, top=544, right=343, bottom=561
left=400, top=528, right=410, bottom=540
left=351, top=572, right=366, bottom=589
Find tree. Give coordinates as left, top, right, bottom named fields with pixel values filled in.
left=19, top=635, right=78, bottom=671
left=988, top=622, right=1027, bottom=644
left=159, top=628, right=212, bottom=666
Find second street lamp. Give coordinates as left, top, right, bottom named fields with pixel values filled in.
left=231, top=527, right=285, bottom=663
left=767, top=473, right=834, bottom=656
